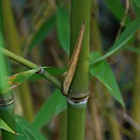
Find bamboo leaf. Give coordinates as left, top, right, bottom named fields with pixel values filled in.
left=0, top=118, right=16, bottom=134
left=63, top=22, right=85, bottom=95
left=56, top=6, right=70, bottom=53
left=29, top=16, right=56, bottom=51
left=32, top=89, right=66, bottom=130
left=105, top=0, right=131, bottom=24
left=90, top=19, right=140, bottom=65
left=132, top=1, right=140, bottom=17
left=16, top=116, right=47, bottom=140
left=125, top=46, right=140, bottom=55
left=0, top=67, right=41, bottom=94
left=90, top=52, right=125, bottom=107
left=133, top=0, right=140, bottom=7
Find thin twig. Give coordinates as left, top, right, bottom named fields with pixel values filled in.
left=115, top=0, right=129, bottom=41
left=118, top=110, right=140, bottom=130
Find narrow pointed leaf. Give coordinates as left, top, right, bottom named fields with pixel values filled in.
left=125, top=46, right=140, bottom=55
left=90, top=52, right=125, bottom=107
left=16, top=116, right=47, bottom=140
left=0, top=118, right=16, bottom=134
left=105, top=0, right=131, bottom=24
left=90, top=19, right=140, bottom=65
left=133, top=0, right=140, bottom=7
left=56, top=6, right=70, bottom=53
left=0, top=67, right=40, bottom=94
left=132, top=1, right=140, bottom=17
left=32, top=89, right=66, bottom=130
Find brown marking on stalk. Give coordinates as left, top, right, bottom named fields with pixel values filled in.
left=63, top=21, right=85, bottom=95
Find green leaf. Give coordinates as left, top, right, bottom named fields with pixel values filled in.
left=133, top=0, right=140, bottom=7
left=0, top=67, right=41, bottom=94
left=125, top=46, right=140, bottom=55
left=16, top=116, right=47, bottom=140
left=132, top=1, right=140, bottom=17
left=90, top=19, right=140, bottom=65
left=105, top=0, right=131, bottom=24
left=90, top=52, right=125, bottom=107
left=29, top=16, right=56, bottom=51
left=56, top=6, right=70, bottom=53
left=0, top=118, right=16, bottom=134
left=32, top=89, right=67, bottom=130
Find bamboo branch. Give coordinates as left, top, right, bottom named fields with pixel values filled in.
left=0, top=48, right=62, bottom=90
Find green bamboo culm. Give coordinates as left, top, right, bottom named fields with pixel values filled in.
left=2, top=0, right=34, bottom=122
left=67, top=0, right=91, bottom=140
left=132, top=31, right=140, bottom=140
left=0, top=1, right=16, bottom=139
left=69, top=0, right=90, bottom=98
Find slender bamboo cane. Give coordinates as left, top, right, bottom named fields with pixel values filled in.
left=67, top=0, right=91, bottom=140
left=132, top=30, right=140, bottom=139
left=0, top=1, right=16, bottom=139
left=2, top=0, right=34, bottom=122
left=90, top=2, right=103, bottom=139
left=0, top=94, right=16, bottom=140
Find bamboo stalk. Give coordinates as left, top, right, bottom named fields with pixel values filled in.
left=132, top=30, right=140, bottom=139
left=67, top=0, right=91, bottom=140
left=0, top=94, right=16, bottom=140
left=88, top=79, right=103, bottom=140
left=0, top=1, right=16, bottom=139
left=90, top=2, right=103, bottom=139
left=2, top=0, right=34, bottom=122
left=67, top=102, right=87, bottom=140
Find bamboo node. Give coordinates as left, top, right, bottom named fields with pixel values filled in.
left=67, top=95, right=89, bottom=108
left=66, top=91, right=90, bottom=103
left=0, top=95, right=14, bottom=106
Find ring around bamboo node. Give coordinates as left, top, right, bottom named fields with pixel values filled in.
left=37, top=66, right=44, bottom=74
left=67, top=94, right=89, bottom=108
left=0, top=95, right=14, bottom=106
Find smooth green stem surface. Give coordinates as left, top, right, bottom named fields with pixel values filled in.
left=69, top=0, right=90, bottom=98
left=132, top=31, right=140, bottom=139
left=67, top=0, right=90, bottom=140
left=67, top=102, right=86, bottom=140
left=2, top=0, right=34, bottom=121
left=1, top=48, right=62, bottom=90
left=0, top=0, right=16, bottom=139
left=0, top=94, right=16, bottom=140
